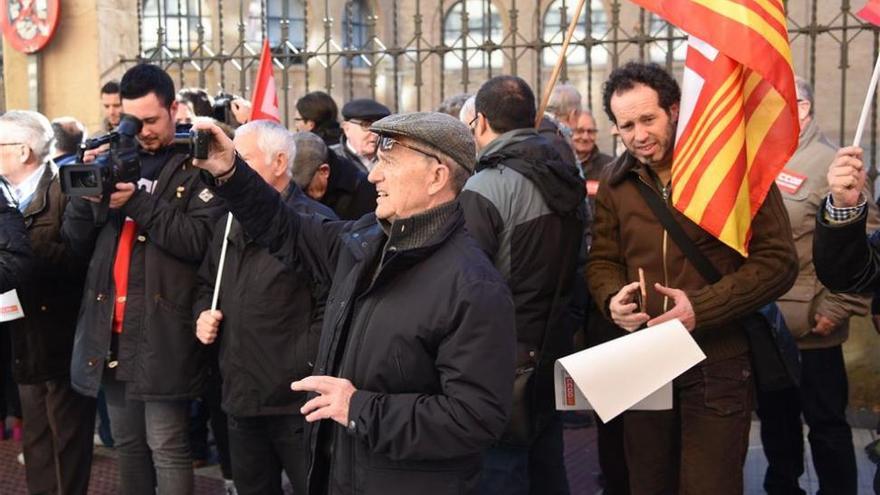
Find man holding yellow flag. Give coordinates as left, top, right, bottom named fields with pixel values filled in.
left=589, top=0, right=805, bottom=491
left=587, top=60, right=797, bottom=494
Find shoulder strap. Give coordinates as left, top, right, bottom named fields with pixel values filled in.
left=631, top=178, right=723, bottom=284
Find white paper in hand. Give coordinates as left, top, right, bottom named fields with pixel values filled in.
left=554, top=319, right=705, bottom=423
left=0, top=289, right=25, bottom=322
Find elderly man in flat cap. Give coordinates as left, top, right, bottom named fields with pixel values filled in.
left=191, top=112, right=515, bottom=495
left=333, top=98, right=392, bottom=174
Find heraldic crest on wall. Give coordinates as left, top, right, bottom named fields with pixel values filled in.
left=1, top=0, right=60, bottom=54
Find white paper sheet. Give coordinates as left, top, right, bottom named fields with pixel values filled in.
left=0, top=289, right=25, bottom=322
left=554, top=319, right=705, bottom=423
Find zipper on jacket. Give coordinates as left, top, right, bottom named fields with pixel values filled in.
left=660, top=184, right=670, bottom=313
left=637, top=175, right=671, bottom=313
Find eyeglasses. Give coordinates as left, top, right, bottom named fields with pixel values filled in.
left=0, top=142, right=24, bottom=147
left=346, top=119, right=373, bottom=131
left=574, top=128, right=598, bottom=135
left=377, top=136, right=442, bottom=164
left=467, top=115, right=479, bottom=135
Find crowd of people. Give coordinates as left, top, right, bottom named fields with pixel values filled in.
left=0, top=59, right=877, bottom=495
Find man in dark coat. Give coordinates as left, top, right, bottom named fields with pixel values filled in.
left=0, top=201, right=33, bottom=293
left=0, top=198, right=31, bottom=292
left=191, top=112, right=515, bottom=495
left=460, top=75, right=585, bottom=495
left=0, top=111, right=93, bottom=495
left=62, top=64, right=225, bottom=495
left=811, top=139, right=880, bottom=495
left=195, top=120, right=337, bottom=495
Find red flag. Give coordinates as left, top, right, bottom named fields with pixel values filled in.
left=858, top=0, right=880, bottom=26
left=250, top=39, right=281, bottom=123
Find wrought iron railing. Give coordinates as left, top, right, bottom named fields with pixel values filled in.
left=122, top=0, right=880, bottom=164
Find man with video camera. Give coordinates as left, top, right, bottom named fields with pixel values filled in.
left=62, top=63, right=225, bottom=495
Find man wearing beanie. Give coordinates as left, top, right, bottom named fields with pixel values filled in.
left=333, top=98, right=391, bottom=174
left=191, top=112, right=515, bottom=495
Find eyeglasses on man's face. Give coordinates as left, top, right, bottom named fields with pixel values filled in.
left=377, top=136, right=442, bottom=165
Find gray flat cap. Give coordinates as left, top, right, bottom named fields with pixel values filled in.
left=370, top=112, right=476, bottom=174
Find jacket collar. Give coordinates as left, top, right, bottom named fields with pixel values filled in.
left=796, top=118, right=835, bottom=153
left=327, top=151, right=361, bottom=194
left=477, top=128, right=538, bottom=163
left=151, top=152, right=190, bottom=199
left=22, top=162, right=57, bottom=221
left=378, top=200, right=459, bottom=252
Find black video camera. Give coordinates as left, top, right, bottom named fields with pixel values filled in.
left=60, top=114, right=143, bottom=197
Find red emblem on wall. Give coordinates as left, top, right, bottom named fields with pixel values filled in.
left=0, top=0, right=60, bottom=54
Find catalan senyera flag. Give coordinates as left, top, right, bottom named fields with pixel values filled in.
left=631, top=0, right=799, bottom=256
left=250, top=39, right=281, bottom=123
left=857, top=0, right=880, bottom=26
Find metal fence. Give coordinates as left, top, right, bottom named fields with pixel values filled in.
left=124, top=0, right=880, bottom=163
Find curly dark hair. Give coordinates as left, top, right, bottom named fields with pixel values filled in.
left=602, top=62, right=681, bottom=124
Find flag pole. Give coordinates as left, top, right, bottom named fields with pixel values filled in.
left=853, top=51, right=880, bottom=148
left=535, top=0, right=587, bottom=128
left=210, top=212, right=234, bottom=311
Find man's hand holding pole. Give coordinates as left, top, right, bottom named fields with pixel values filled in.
left=827, top=146, right=866, bottom=208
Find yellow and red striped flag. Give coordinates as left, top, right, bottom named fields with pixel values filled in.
left=631, top=0, right=798, bottom=256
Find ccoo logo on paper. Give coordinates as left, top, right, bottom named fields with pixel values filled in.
left=564, top=376, right=576, bottom=406
left=1, top=304, right=20, bottom=314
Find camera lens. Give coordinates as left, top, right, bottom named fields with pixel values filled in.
left=70, top=170, right=99, bottom=189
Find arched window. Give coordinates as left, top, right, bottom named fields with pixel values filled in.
left=246, top=0, right=306, bottom=50
left=443, top=0, right=503, bottom=70
left=647, top=14, right=686, bottom=63
left=343, top=0, right=372, bottom=68
left=542, top=0, right=608, bottom=67
left=141, top=0, right=208, bottom=54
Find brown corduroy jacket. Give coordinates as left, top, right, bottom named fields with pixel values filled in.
left=587, top=152, right=798, bottom=362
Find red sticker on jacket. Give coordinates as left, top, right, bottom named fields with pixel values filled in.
left=775, top=169, right=807, bottom=195
left=586, top=180, right=599, bottom=197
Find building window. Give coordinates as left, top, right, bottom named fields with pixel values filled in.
left=647, top=14, right=686, bottom=63
left=443, top=0, right=503, bottom=70
left=542, top=0, right=608, bottom=67
left=343, top=0, right=372, bottom=68
left=141, top=0, right=208, bottom=54
left=246, top=0, right=306, bottom=51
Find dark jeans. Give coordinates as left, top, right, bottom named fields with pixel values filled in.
left=0, top=330, right=21, bottom=420
left=96, top=387, right=114, bottom=447
left=227, top=414, right=307, bottom=495
left=478, top=414, right=570, bottom=495
left=623, top=354, right=753, bottom=495
left=757, top=345, right=857, bottom=495
left=188, top=366, right=231, bottom=478
left=596, top=413, right=630, bottom=495
left=18, top=379, right=97, bottom=495
left=104, top=376, right=193, bottom=495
